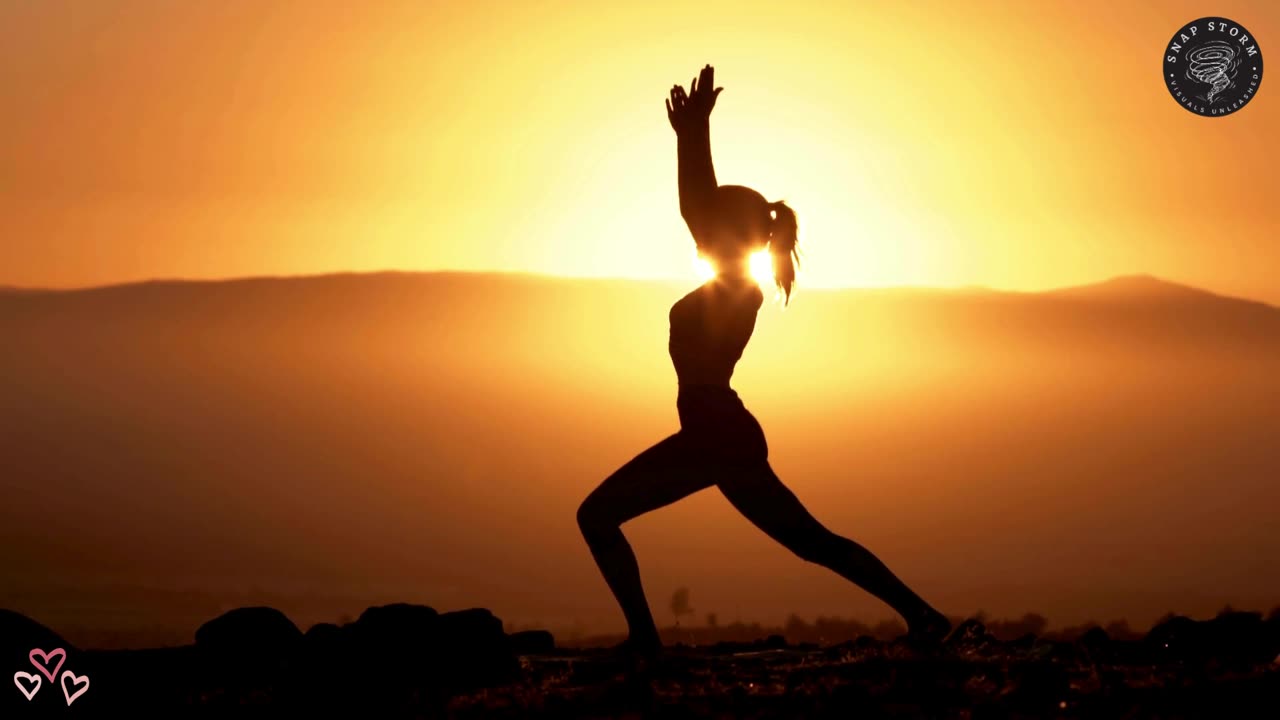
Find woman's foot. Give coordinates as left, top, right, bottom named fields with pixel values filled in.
left=609, top=633, right=663, bottom=665
left=902, top=607, right=952, bottom=648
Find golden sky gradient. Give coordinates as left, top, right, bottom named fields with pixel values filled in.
left=2, top=1, right=1277, bottom=302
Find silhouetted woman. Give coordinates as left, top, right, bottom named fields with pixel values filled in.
left=577, top=64, right=951, bottom=658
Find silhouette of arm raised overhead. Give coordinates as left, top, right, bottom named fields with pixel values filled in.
left=666, top=64, right=724, bottom=246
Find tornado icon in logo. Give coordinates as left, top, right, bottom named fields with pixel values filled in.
left=1185, top=40, right=1242, bottom=104
left=1163, top=16, right=1263, bottom=116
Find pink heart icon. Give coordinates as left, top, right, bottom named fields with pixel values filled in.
left=61, top=670, right=90, bottom=706
left=12, top=671, right=42, bottom=701
left=29, top=648, right=66, bottom=683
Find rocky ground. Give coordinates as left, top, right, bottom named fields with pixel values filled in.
left=3, top=606, right=1278, bottom=718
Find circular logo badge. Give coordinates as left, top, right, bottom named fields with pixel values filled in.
left=1164, top=17, right=1263, bottom=116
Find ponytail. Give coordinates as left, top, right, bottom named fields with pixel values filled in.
left=767, top=200, right=800, bottom=305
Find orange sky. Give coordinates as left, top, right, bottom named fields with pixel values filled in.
left=2, top=1, right=1277, bottom=303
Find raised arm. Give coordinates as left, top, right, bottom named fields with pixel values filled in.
left=666, top=64, right=724, bottom=246
left=676, top=115, right=716, bottom=241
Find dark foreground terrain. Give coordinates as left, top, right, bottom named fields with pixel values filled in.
left=4, top=605, right=1278, bottom=718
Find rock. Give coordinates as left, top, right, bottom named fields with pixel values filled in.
left=1141, top=613, right=1273, bottom=665
left=355, top=602, right=439, bottom=642
left=436, top=607, right=504, bottom=646
left=346, top=604, right=441, bottom=686
left=1145, top=614, right=1208, bottom=661
left=435, top=608, right=519, bottom=690
left=303, top=622, right=347, bottom=656
left=1077, top=626, right=1113, bottom=663
left=305, top=621, right=342, bottom=641
left=0, top=609, right=70, bottom=655
left=344, top=605, right=518, bottom=694
left=194, top=606, right=302, bottom=661
left=763, top=633, right=788, bottom=649
left=1078, top=626, right=1109, bottom=647
left=1208, top=610, right=1273, bottom=664
left=301, top=621, right=345, bottom=658
left=508, top=629, right=555, bottom=655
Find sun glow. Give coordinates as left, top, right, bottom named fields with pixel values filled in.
left=693, top=249, right=775, bottom=285
left=749, top=250, right=773, bottom=285
left=693, top=253, right=714, bottom=281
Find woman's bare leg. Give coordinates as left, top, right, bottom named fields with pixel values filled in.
left=715, top=461, right=950, bottom=640
left=577, top=432, right=716, bottom=648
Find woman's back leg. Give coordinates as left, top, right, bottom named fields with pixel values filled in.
left=715, top=461, right=951, bottom=642
left=577, top=431, right=716, bottom=649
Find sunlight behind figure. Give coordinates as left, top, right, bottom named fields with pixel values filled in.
left=748, top=249, right=774, bottom=286
left=694, top=248, right=774, bottom=286
left=693, top=251, right=715, bottom=282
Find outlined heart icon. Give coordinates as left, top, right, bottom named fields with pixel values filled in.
left=13, top=671, right=42, bottom=701
left=29, top=648, right=66, bottom=682
left=61, top=670, right=90, bottom=706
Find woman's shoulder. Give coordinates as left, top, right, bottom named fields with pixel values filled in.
left=670, top=285, right=699, bottom=320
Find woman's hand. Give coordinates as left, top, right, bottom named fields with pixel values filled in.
left=666, top=63, right=723, bottom=134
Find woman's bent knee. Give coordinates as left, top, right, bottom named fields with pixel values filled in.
left=577, top=496, right=615, bottom=539
left=576, top=498, right=597, bottom=533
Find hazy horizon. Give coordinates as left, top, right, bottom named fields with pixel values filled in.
left=4, top=268, right=1277, bottom=310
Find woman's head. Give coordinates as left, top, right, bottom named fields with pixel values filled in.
left=699, top=184, right=800, bottom=304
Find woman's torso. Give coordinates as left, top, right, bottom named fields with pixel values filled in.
left=668, top=278, right=768, bottom=461
left=668, top=277, right=763, bottom=389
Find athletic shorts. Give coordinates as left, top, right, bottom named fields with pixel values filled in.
left=675, top=384, right=769, bottom=465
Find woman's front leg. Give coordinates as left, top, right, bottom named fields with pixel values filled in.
left=577, top=432, right=715, bottom=649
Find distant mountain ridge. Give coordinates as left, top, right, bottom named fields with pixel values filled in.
left=0, top=270, right=1274, bottom=310
left=1045, top=274, right=1275, bottom=307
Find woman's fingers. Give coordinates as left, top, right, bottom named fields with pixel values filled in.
left=668, top=86, right=687, bottom=130
left=666, top=66, right=719, bottom=127
left=668, top=78, right=713, bottom=126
